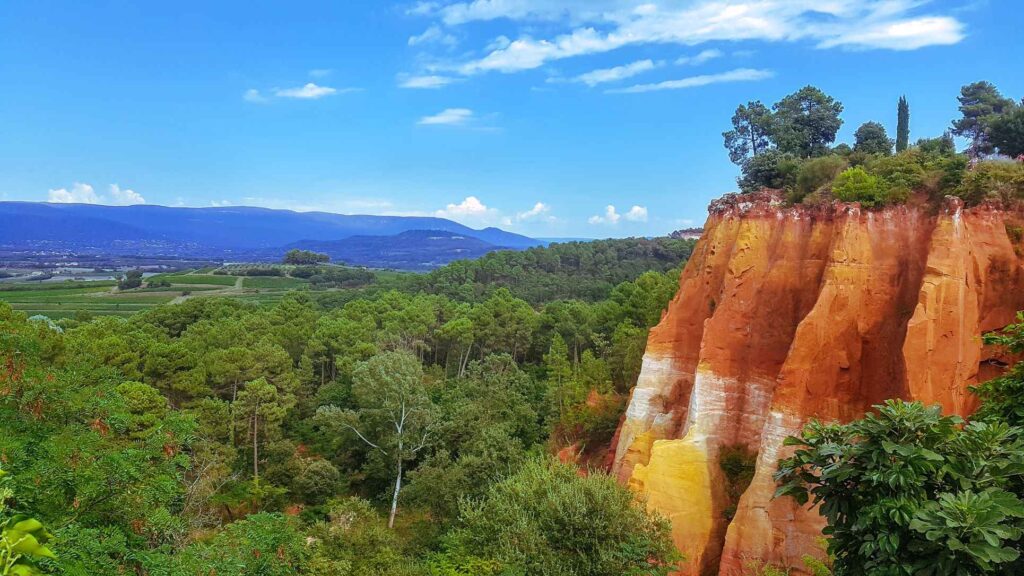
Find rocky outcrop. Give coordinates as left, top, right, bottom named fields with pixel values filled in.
left=610, top=191, right=1024, bottom=575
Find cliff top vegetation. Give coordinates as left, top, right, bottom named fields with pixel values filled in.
left=725, top=82, right=1024, bottom=209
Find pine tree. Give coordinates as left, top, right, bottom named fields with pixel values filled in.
left=896, top=96, right=910, bottom=152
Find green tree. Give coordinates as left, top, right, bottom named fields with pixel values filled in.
left=116, top=270, right=143, bottom=290
left=772, top=86, right=844, bottom=158
left=853, top=121, right=894, bottom=156
left=896, top=96, right=910, bottom=152
left=723, top=101, right=774, bottom=165
left=232, top=377, right=293, bottom=486
left=315, top=351, right=436, bottom=528
left=952, top=81, right=1017, bottom=158
left=777, top=400, right=1024, bottom=575
left=282, top=249, right=330, bottom=265
left=738, top=149, right=801, bottom=193
left=441, top=458, right=680, bottom=576
left=989, top=106, right=1024, bottom=159
left=832, top=166, right=886, bottom=207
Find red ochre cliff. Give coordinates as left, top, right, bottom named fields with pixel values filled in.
left=610, top=190, right=1024, bottom=575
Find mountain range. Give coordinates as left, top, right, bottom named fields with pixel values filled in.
left=0, top=202, right=542, bottom=269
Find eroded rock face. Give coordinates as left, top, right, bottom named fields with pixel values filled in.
left=610, top=192, right=1024, bottom=575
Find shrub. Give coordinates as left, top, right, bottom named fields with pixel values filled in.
left=738, top=150, right=801, bottom=193
left=865, top=150, right=925, bottom=193
left=832, top=167, right=887, bottom=207
left=955, top=160, right=1024, bottom=205
left=793, top=155, right=847, bottom=203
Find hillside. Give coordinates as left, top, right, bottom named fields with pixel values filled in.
left=288, top=229, right=511, bottom=271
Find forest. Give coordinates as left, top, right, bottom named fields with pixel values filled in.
left=0, top=237, right=693, bottom=576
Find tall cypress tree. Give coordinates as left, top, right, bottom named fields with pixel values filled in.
left=896, top=96, right=910, bottom=152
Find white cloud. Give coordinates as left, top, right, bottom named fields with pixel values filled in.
left=399, top=74, right=458, bottom=89
left=675, top=48, right=723, bottom=66
left=607, top=67, right=774, bottom=94
left=48, top=182, right=145, bottom=205
left=210, top=200, right=232, bottom=207
left=108, top=184, right=146, bottom=205
left=434, top=195, right=509, bottom=226
left=567, top=59, right=659, bottom=87
left=588, top=205, right=621, bottom=225
left=274, top=83, right=338, bottom=99
left=516, top=201, right=557, bottom=223
left=421, top=1, right=965, bottom=76
left=418, top=108, right=474, bottom=125
left=243, top=88, right=268, bottom=103
left=409, top=24, right=458, bottom=47
left=309, top=68, right=333, bottom=78
left=48, top=182, right=99, bottom=204
left=817, top=16, right=964, bottom=50
left=624, top=205, right=648, bottom=222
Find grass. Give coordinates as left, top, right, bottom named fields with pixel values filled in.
left=157, top=274, right=238, bottom=286
left=242, top=276, right=308, bottom=289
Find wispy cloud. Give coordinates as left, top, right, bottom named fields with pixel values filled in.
left=675, top=49, right=723, bottom=66
left=399, top=74, right=458, bottom=89
left=607, top=68, right=774, bottom=94
left=563, top=59, right=660, bottom=87
left=409, top=24, right=458, bottom=47
left=417, top=108, right=475, bottom=126
left=48, top=182, right=145, bottom=205
left=411, top=1, right=965, bottom=78
left=309, top=68, right=333, bottom=78
left=274, top=83, right=339, bottom=99
left=244, top=82, right=358, bottom=103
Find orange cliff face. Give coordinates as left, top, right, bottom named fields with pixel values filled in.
left=610, top=191, right=1024, bottom=575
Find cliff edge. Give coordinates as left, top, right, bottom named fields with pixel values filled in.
left=611, top=191, right=1024, bottom=575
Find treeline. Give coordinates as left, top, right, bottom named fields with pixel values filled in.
left=405, top=237, right=696, bottom=304
left=725, top=81, right=1024, bottom=207
left=0, top=238, right=692, bottom=575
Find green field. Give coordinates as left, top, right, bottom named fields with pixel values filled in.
left=154, top=274, right=239, bottom=286
left=242, top=276, right=308, bottom=289
left=0, top=265, right=403, bottom=320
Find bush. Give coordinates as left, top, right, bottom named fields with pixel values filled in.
left=444, top=458, right=680, bottom=576
left=739, top=150, right=801, bottom=193
left=955, top=160, right=1024, bottom=205
left=832, top=167, right=887, bottom=207
left=792, top=155, right=847, bottom=203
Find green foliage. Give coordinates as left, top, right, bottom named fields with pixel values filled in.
left=771, top=86, right=844, bottom=158
left=442, top=458, right=681, bottom=576
left=831, top=167, right=889, bottom=207
left=776, top=400, right=1024, bottom=575
left=896, top=96, right=910, bottom=153
left=792, top=155, right=848, bottom=203
left=738, top=149, right=801, bottom=193
left=723, top=100, right=774, bottom=165
left=952, top=81, right=1018, bottom=158
left=719, top=445, right=757, bottom=520
left=413, top=237, right=694, bottom=304
left=971, top=313, right=1024, bottom=427
left=282, top=249, right=330, bottom=265
left=989, top=106, right=1024, bottom=158
left=1, top=469, right=57, bottom=576
left=853, top=121, right=893, bottom=156
left=172, top=513, right=307, bottom=576
left=955, top=160, right=1024, bottom=205
left=116, top=270, right=143, bottom=291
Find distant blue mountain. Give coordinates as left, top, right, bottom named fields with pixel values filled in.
left=0, top=202, right=539, bottom=248
left=0, top=202, right=541, bottom=265
left=289, top=229, right=510, bottom=271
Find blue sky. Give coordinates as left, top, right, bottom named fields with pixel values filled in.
left=0, top=1, right=1020, bottom=238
